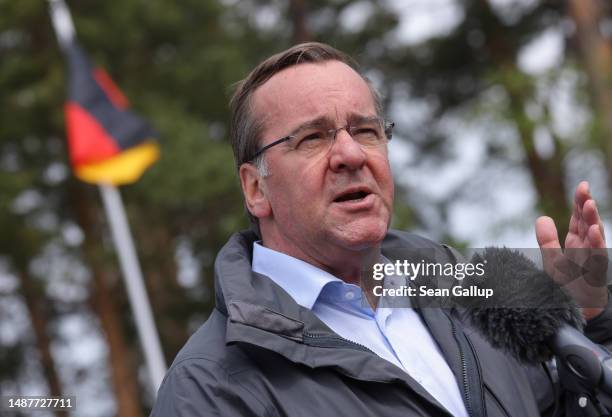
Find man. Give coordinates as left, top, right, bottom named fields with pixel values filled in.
left=151, top=43, right=611, bottom=416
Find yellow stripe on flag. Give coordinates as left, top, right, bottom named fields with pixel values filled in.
left=75, top=141, right=160, bottom=185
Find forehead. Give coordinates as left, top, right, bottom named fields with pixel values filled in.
left=252, top=60, right=377, bottom=139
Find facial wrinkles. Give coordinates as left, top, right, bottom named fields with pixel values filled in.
left=256, top=67, right=374, bottom=143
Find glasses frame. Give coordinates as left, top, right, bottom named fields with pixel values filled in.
left=248, top=118, right=394, bottom=162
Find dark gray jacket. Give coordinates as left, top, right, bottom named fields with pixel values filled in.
left=151, top=230, right=612, bottom=417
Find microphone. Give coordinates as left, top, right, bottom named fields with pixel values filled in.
left=460, top=247, right=612, bottom=397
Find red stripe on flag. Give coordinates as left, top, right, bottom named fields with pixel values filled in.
left=93, top=68, right=129, bottom=109
left=65, top=102, right=120, bottom=166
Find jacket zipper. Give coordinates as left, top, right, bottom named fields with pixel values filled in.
left=463, top=329, right=486, bottom=417
left=450, top=317, right=474, bottom=417
left=447, top=313, right=486, bottom=417
left=302, top=330, right=373, bottom=353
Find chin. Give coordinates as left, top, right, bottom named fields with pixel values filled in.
left=331, top=218, right=389, bottom=250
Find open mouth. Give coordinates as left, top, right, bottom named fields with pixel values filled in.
left=334, top=190, right=370, bottom=203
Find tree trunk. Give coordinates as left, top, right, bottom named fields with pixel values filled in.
left=568, top=0, right=612, bottom=198
left=507, top=91, right=571, bottom=241
left=136, top=220, right=186, bottom=363
left=70, top=181, right=144, bottom=417
left=18, top=271, right=67, bottom=417
left=289, top=0, right=311, bottom=43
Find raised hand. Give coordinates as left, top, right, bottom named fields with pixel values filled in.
left=535, top=181, right=609, bottom=320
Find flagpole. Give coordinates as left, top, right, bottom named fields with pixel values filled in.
left=48, top=0, right=75, bottom=51
left=98, top=184, right=167, bottom=392
left=48, top=0, right=167, bottom=394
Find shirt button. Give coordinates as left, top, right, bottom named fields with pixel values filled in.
left=345, top=291, right=355, bottom=300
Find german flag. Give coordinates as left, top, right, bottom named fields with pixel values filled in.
left=64, top=42, right=159, bottom=185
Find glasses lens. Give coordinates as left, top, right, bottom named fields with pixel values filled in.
left=293, top=130, right=332, bottom=155
left=350, top=119, right=387, bottom=147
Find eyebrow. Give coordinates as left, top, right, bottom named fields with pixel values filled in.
left=348, top=114, right=380, bottom=125
left=286, top=116, right=331, bottom=137
left=287, top=114, right=379, bottom=136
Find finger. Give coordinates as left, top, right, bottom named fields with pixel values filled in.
left=584, top=224, right=609, bottom=288
left=583, top=199, right=600, bottom=228
left=536, top=216, right=562, bottom=249
left=536, top=216, right=572, bottom=284
left=578, top=201, right=587, bottom=241
left=575, top=182, right=590, bottom=240
left=566, top=204, right=581, bottom=249
left=575, top=181, right=591, bottom=208
left=582, top=198, right=606, bottom=245
left=587, top=223, right=606, bottom=249
left=568, top=208, right=579, bottom=235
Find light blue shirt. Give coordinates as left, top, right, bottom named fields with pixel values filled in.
left=252, top=242, right=468, bottom=417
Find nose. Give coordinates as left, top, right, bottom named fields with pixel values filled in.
left=328, top=128, right=367, bottom=172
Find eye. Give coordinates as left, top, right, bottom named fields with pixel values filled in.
left=351, top=126, right=381, bottom=144
left=295, top=131, right=325, bottom=149
left=354, top=127, right=378, bottom=136
left=302, top=132, right=323, bottom=141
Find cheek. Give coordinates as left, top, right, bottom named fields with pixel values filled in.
left=266, top=170, right=322, bottom=215
left=372, top=157, right=394, bottom=201
left=385, top=181, right=395, bottom=207
left=288, top=161, right=328, bottom=196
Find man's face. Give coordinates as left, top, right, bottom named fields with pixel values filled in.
left=247, top=60, right=394, bottom=270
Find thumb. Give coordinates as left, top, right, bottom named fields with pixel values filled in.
left=536, top=216, right=567, bottom=284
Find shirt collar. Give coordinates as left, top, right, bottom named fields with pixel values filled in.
left=252, top=241, right=343, bottom=310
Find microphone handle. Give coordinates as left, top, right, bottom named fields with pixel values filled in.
left=552, top=325, right=612, bottom=396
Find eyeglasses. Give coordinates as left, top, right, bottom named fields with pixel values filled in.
left=249, top=117, right=394, bottom=162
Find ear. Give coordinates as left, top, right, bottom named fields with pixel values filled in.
left=239, top=163, right=271, bottom=219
